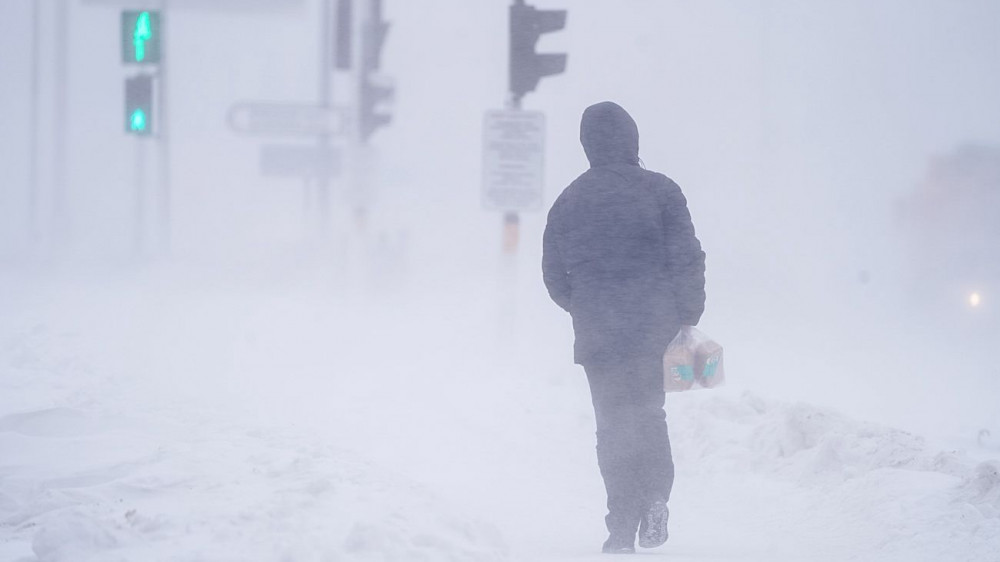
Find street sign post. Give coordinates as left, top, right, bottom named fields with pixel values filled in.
left=227, top=102, right=348, bottom=137
left=482, top=109, right=545, bottom=212
left=259, top=144, right=341, bottom=178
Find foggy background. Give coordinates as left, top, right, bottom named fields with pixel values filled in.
left=2, top=0, right=1000, bottom=471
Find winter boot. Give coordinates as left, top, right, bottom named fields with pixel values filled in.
left=601, top=534, right=635, bottom=554
left=638, top=500, right=669, bottom=548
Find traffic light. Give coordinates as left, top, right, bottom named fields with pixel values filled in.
left=358, top=0, right=393, bottom=142
left=121, top=10, right=161, bottom=64
left=361, top=0, right=389, bottom=72
left=124, top=75, right=153, bottom=135
left=359, top=76, right=393, bottom=142
left=335, top=0, right=353, bottom=70
left=509, top=0, right=567, bottom=103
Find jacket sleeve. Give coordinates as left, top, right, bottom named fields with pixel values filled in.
left=542, top=203, right=572, bottom=312
left=660, top=177, right=706, bottom=325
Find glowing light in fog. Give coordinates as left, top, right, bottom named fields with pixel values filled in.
left=969, top=292, right=982, bottom=308
left=130, top=109, right=147, bottom=132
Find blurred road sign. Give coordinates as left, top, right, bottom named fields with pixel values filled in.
left=228, top=102, right=347, bottom=137
left=482, top=110, right=545, bottom=211
left=259, top=144, right=340, bottom=178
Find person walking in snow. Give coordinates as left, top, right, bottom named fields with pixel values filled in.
left=542, top=101, right=706, bottom=554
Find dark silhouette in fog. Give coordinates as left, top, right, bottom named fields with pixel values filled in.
left=542, top=101, right=706, bottom=553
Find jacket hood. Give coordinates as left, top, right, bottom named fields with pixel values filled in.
left=579, top=101, right=640, bottom=167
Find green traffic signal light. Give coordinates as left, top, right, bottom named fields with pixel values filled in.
left=134, top=12, right=152, bottom=62
left=125, top=75, right=153, bottom=135
left=122, top=10, right=161, bottom=64
left=130, top=109, right=147, bottom=132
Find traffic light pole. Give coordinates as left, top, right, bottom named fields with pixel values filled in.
left=53, top=0, right=69, bottom=247
left=504, top=0, right=566, bottom=255
left=497, top=78, right=523, bottom=349
left=503, top=95, right=522, bottom=255
left=354, top=0, right=392, bottom=228
left=158, top=2, right=171, bottom=254
left=317, top=0, right=334, bottom=236
left=29, top=0, right=41, bottom=242
left=503, top=0, right=522, bottom=256
left=134, top=135, right=147, bottom=254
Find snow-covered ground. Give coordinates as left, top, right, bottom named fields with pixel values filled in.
left=1, top=256, right=999, bottom=562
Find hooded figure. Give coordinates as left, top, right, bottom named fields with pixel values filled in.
left=542, top=102, right=706, bottom=553
left=579, top=101, right=641, bottom=167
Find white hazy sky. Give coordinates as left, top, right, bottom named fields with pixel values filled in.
left=1, top=1, right=997, bottom=272
left=3, top=0, right=1000, bottom=249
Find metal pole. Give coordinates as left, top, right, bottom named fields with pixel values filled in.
left=317, top=0, right=333, bottom=234
left=354, top=0, right=376, bottom=228
left=759, top=0, right=773, bottom=197
left=53, top=0, right=69, bottom=247
left=135, top=138, right=146, bottom=255
left=302, top=178, right=313, bottom=237
left=497, top=1, right=522, bottom=347
left=503, top=94, right=522, bottom=255
left=158, top=0, right=171, bottom=254
left=29, top=0, right=41, bottom=242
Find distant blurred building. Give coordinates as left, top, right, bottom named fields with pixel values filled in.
left=898, top=144, right=1000, bottom=319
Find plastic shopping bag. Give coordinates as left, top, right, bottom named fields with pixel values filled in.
left=663, top=326, right=725, bottom=392
left=663, top=328, right=697, bottom=392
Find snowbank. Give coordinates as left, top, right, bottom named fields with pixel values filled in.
left=667, top=390, right=1000, bottom=562
left=0, top=323, right=505, bottom=562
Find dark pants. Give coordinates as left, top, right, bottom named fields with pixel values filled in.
left=584, top=355, right=674, bottom=539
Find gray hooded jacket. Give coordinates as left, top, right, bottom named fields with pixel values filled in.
left=542, top=102, right=706, bottom=365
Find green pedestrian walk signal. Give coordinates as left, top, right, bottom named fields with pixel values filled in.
left=125, top=75, right=154, bottom=135
left=130, top=108, right=148, bottom=132
left=122, top=10, right=161, bottom=64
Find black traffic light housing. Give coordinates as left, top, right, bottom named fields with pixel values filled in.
left=509, top=0, right=567, bottom=103
left=124, top=74, right=154, bottom=135
left=335, top=0, right=352, bottom=70
left=360, top=76, right=393, bottom=142
left=358, top=0, right=393, bottom=142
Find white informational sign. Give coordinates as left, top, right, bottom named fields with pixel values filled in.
left=482, top=110, right=545, bottom=211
